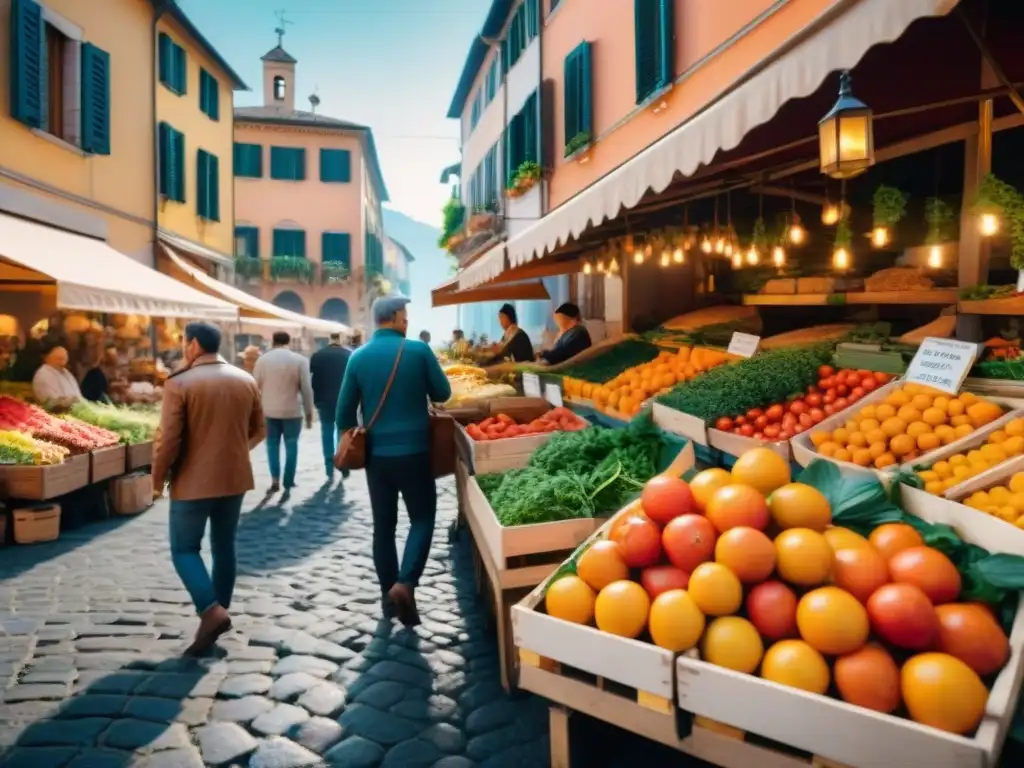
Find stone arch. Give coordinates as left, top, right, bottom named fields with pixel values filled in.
left=319, top=298, right=350, bottom=325
left=273, top=291, right=305, bottom=315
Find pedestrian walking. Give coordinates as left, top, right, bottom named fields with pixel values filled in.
left=336, top=297, right=452, bottom=626
left=309, top=332, right=351, bottom=481
left=152, top=322, right=266, bottom=655
left=253, top=331, right=314, bottom=493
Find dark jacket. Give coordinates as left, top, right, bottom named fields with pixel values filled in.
left=540, top=324, right=592, bottom=366
left=80, top=367, right=109, bottom=402
left=483, top=327, right=534, bottom=365
left=309, top=343, right=351, bottom=410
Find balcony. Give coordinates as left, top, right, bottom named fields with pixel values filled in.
left=232, top=257, right=354, bottom=287
left=439, top=200, right=506, bottom=261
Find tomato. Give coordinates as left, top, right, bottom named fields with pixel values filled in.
left=661, top=514, right=717, bottom=572
left=935, top=603, right=1010, bottom=676
left=765, top=404, right=784, bottom=422
left=823, top=391, right=837, bottom=405
left=764, top=424, right=780, bottom=439
left=806, top=385, right=820, bottom=395
left=862, top=378, right=878, bottom=394
left=851, top=386, right=866, bottom=399
left=819, top=377, right=836, bottom=389
left=734, top=415, right=747, bottom=426
left=805, top=393, right=823, bottom=407
left=798, top=412, right=814, bottom=428
left=835, top=372, right=849, bottom=387
left=782, top=413, right=797, bottom=429
left=867, top=583, right=939, bottom=650
left=752, top=432, right=765, bottom=440
left=836, top=384, right=850, bottom=397
left=818, top=365, right=835, bottom=378
left=874, top=371, right=891, bottom=384
left=835, top=644, right=901, bottom=714
left=715, top=417, right=734, bottom=432
left=610, top=514, right=663, bottom=568
left=746, top=580, right=798, bottom=640
left=857, top=369, right=872, bottom=379
left=832, top=547, right=890, bottom=603
left=747, top=408, right=764, bottom=420
left=780, top=429, right=794, bottom=439
left=823, top=404, right=835, bottom=415
left=732, top=427, right=742, bottom=434
left=834, top=397, right=849, bottom=411
left=869, top=523, right=923, bottom=561
left=789, top=400, right=808, bottom=416
left=754, top=415, right=768, bottom=430
left=888, top=547, right=962, bottom=605
left=641, top=476, right=695, bottom=527
left=739, top=424, right=754, bottom=437
left=640, top=565, right=691, bottom=600
left=809, top=407, right=825, bottom=423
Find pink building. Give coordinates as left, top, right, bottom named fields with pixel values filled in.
left=232, top=32, right=389, bottom=333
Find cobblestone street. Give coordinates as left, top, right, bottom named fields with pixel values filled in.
left=0, top=431, right=551, bottom=767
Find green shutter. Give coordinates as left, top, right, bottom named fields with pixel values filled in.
left=271, top=147, right=305, bottom=180
left=320, top=149, right=351, bottom=183
left=634, top=0, right=658, bottom=103
left=197, top=150, right=208, bottom=217
left=656, top=0, right=674, bottom=91
left=273, top=229, right=306, bottom=257
left=197, top=150, right=219, bottom=221
left=173, top=44, right=187, bottom=95
left=10, top=0, right=45, bottom=129
left=564, top=41, right=592, bottom=155
left=158, top=33, right=172, bottom=88
left=158, top=123, right=183, bottom=202
left=235, top=226, right=258, bottom=258
left=200, top=70, right=219, bottom=120
left=172, top=129, right=185, bottom=202
left=234, top=143, right=262, bottom=177
left=80, top=43, right=111, bottom=155
left=158, top=123, right=170, bottom=197
left=322, top=233, right=351, bottom=267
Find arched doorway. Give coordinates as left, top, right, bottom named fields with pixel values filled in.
left=273, top=291, right=305, bottom=315
left=319, top=298, right=350, bottom=325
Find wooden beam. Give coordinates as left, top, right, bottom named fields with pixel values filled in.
left=430, top=280, right=551, bottom=308
left=487, top=258, right=583, bottom=285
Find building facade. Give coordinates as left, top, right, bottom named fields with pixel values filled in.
left=383, top=236, right=413, bottom=299
left=232, top=34, right=389, bottom=333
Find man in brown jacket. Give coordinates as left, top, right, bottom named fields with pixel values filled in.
left=153, top=322, right=266, bottom=655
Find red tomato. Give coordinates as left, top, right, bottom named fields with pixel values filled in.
left=640, top=565, right=691, bottom=600
left=806, top=385, right=820, bottom=395
left=715, top=417, right=734, bottom=432
left=805, top=393, right=823, bottom=407
left=857, top=369, right=872, bottom=379
left=867, top=583, right=939, bottom=650
left=791, top=425, right=804, bottom=435
left=764, top=424, right=781, bottom=439
left=851, top=387, right=866, bottom=399
left=787, top=400, right=805, bottom=415
left=753, top=432, right=765, bottom=440
left=734, top=415, right=747, bottom=426
left=641, top=476, right=695, bottom=527
left=610, top=514, right=663, bottom=568
left=834, top=397, right=849, bottom=412
left=819, top=377, right=836, bottom=389
left=874, top=372, right=891, bottom=384
left=661, top=515, right=717, bottom=572
left=836, top=384, right=850, bottom=397
left=766, top=404, right=784, bottom=422
left=782, top=414, right=797, bottom=430
left=861, top=377, right=878, bottom=393
left=747, top=408, right=764, bottom=420
left=835, top=372, right=849, bottom=387
left=755, top=415, right=769, bottom=430
left=809, top=407, right=825, bottom=423
left=739, top=424, right=754, bottom=437
left=888, top=546, right=962, bottom=604
left=823, top=391, right=837, bottom=405
left=799, top=412, right=814, bottom=428
left=746, top=581, right=799, bottom=640
left=824, top=404, right=836, bottom=415
left=818, top=365, right=835, bottom=378
left=732, top=427, right=742, bottom=434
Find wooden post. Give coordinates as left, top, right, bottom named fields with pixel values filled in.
left=549, top=706, right=572, bottom=768
left=620, top=254, right=632, bottom=334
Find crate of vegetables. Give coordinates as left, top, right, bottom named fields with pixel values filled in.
left=456, top=398, right=587, bottom=475
left=126, top=442, right=154, bottom=470
left=0, top=429, right=87, bottom=500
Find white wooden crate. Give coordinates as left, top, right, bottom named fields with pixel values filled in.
left=900, top=409, right=1024, bottom=473
left=454, top=397, right=559, bottom=475
left=708, top=428, right=790, bottom=461
left=652, top=401, right=708, bottom=446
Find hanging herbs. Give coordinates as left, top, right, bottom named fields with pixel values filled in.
left=924, top=197, right=955, bottom=245
left=751, top=217, right=770, bottom=250
left=974, top=173, right=1024, bottom=270
left=834, top=217, right=853, bottom=249
left=872, top=186, right=908, bottom=229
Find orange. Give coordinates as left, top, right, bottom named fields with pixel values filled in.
left=701, top=617, right=764, bottom=673
left=594, top=580, right=650, bottom=638
left=865, top=428, right=887, bottom=446
left=897, top=405, right=922, bottom=424
left=917, top=432, right=941, bottom=452
left=831, top=546, right=890, bottom=603
left=874, top=452, right=897, bottom=469
left=705, top=484, right=770, bottom=533
left=881, top=417, right=908, bottom=438
left=901, top=653, right=989, bottom=735
left=688, top=562, right=743, bottom=616
left=688, top=468, right=732, bottom=512
left=648, top=589, right=705, bottom=652
left=851, top=448, right=873, bottom=467
left=545, top=576, right=596, bottom=625
left=831, top=427, right=850, bottom=446
left=922, top=407, right=947, bottom=427
left=935, top=603, right=1011, bottom=676
left=823, top=527, right=872, bottom=552
left=911, top=394, right=934, bottom=411
left=906, top=421, right=932, bottom=438
left=730, top=448, right=791, bottom=495
left=889, top=434, right=916, bottom=457
left=576, top=540, right=630, bottom=591
left=874, top=403, right=897, bottom=421
left=775, top=528, right=832, bottom=587
left=714, top=527, right=776, bottom=583
left=834, top=644, right=901, bottom=713
left=768, top=483, right=831, bottom=531
left=833, top=448, right=852, bottom=463
left=760, top=640, right=830, bottom=694
left=796, top=586, right=870, bottom=655
left=869, top=523, right=924, bottom=561
left=888, top=546, right=962, bottom=605
left=967, top=400, right=1003, bottom=429
left=810, top=431, right=831, bottom=448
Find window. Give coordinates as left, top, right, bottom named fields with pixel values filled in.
left=485, top=57, right=499, bottom=103
left=270, top=146, right=306, bottom=180
left=158, top=32, right=187, bottom=95
left=233, top=142, right=262, bottom=177
left=158, top=122, right=185, bottom=202
left=504, top=0, right=539, bottom=71
left=234, top=226, right=259, bottom=258
left=199, top=69, right=219, bottom=121
left=563, top=41, right=593, bottom=155
left=320, top=149, right=351, bottom=183
left=470, top=90, right=482, bottom=131
left=634, top=0, right=673, bottom=103
left=505, top=91, right=538, bottom=186
left=196, top=149, right=220, bottom=221
left=364, top=232, right=384, bottom=277
left=483, top=144, right=497, bottom=207
left=272, top=229, right=306, bottom=258
left=322, top=233, right=351, bottom=267
left=273, top=75, right=286, bottom=101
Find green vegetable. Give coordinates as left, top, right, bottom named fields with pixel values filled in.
left=67, top=401, right=159, bottom=444
left=558, top=340, right=661, bottom=383
left=656, top=343, right=834, bottom=422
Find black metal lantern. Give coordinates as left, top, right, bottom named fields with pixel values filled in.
left=818, top=71, right=874, bottom=179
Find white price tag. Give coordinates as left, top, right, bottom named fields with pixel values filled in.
left=1016, top=270, right=1024, bottom=293
left=522, top=373, right=541, bottom=398
left=904, top=337, right=979, bottom=395
left=544, top=383, right=564, bottom=408
left=727, top=332, right=761, bottom=358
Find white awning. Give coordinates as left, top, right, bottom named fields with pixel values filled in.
left=506, top=0, right=959, bottom=266
left=0, top=212, right=238, bottom=320
left=157, top=229, right=233, bottom=268
left=160, top=245, right=351, bottom=336
left=457, top=243, right=507, bottom=290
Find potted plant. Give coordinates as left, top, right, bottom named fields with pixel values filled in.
left=269, top=256, right=314, bottom=283
left=438, top=198, right=466, bottom=250
left=564, top=132, right=593, bottom=161
left=467, top=203, right=498, bottom=234
left=321, top=262, right=350, bottom=284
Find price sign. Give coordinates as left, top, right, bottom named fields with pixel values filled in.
left=727, top=332, right=761, bottom=358
left=544, top=383, right=564, bottom=408
left=904, top=337, right=980, bottom=395
left=522, top=373, right=542, bottom=398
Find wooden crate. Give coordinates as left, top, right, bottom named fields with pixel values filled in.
left=91, top=445, right=127, bottom=483
left=126, top=441, right=154, bottom=470
left=652, top=401, right=708, bottom=446
left=455, top=397, right=559, bottom=474
left=0, top=454, right=89, bottom=500
left=12, top=503, right=60, bottom=544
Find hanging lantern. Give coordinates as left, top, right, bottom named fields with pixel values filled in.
left=745, top=246, right=759, bottom=266
left=978, top=212, right=1000, bottom=237
left=818, top=71, right=875, bottom=179
left=673, top=246, right=685, bottom=264
left=596, top=259, right=605, bottom=274
left=582, top=261, right=593, bottom=275
left=788, top=221, right=806, bottom=245
left=821, top=204, right=841, bottom=226
left=608, top=258, right=619, bottom=274
left=928, top=244, right=943, bottom=269
left=714, top=236, right=726, bottom=254
left=871, top=226, right=890, bottom=248
left=660, top=250, right=670, bottom=267
left=832, top=247, right=850, bottom=270
left=772, top=246, right=786, bottom=268
left=730, top=250, right=743, bottom=269
left=633, top=248, right=645, bottom=265
left=700, top=236, right=712, bottom=254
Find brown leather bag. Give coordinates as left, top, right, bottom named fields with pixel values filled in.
left=333, top=342, right=405, bottom=471
left=428, top=407, right=456, bottom=478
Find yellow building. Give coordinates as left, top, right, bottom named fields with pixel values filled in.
left=153, top=2, right=247, bottom=278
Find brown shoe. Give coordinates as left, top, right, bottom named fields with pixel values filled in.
left=184, top=604, right=232, bottom=656
left=387, top=583, right=420, bottom=627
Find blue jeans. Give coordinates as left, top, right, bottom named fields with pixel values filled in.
left=169, top=494, right=244, bottom=614
left=266, top=417, right=302, bottom=487
left=317, top=404, right=337, bottom=475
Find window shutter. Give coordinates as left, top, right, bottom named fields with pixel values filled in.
left=80, top=43, right=111, bottom=155
left=197, top=150, right=208, bottom=218
left=158, top=33, right=172, bottom=88
left=233, top=142, right=242, bottom=175
left=540, top=78, right=557, bottom=171
left=200, top=70, right=219, bottom=120
left=524, top=91, right=539, bottom=164
left=158, top=123, right=170, bottom=197
left=273, top=229, right=285, bottom=256
left=235, top=227, right=259, bottom=258
left=294, top=149, right=306, bottom=181
left=322, top=233, right=351, bottom=267
left=563, top=48, right=580, bottom=150
left=173, top=129, right=185, bottom=202
left=634, top=0, right=659, bottom=103
left=10, top=0, right=45, bottom=129
left=527, top=0, right=539, bottom=39
left=173, top=44, right=187, bottom=95
left=295, top=230, right=307, bottom=258
left=578, top=42, right=593, bottom=136
left=657, top=0, right=674, bottom=90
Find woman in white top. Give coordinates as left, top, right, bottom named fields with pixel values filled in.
left=32, top=345, right=83, bottom=404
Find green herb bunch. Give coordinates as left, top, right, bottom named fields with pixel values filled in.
left=975, top=173, right=1024, bottom=270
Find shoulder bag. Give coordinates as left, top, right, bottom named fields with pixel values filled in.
left=333, top=342, right=405, bottom=471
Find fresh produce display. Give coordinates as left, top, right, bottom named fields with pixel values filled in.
left=68, top=400, right=159, bottom=444
left=656, top=343, right=834, bottom=423
left=0, top=429, right=69, bottom=465
left=465, top=407, right=588, bottom=440
left=810, top=384, right=1004, bottom=470
left=0, top=382, right=35, bottom=402
left=476, top=415, right=671, bottom=526
left=565, top=347, right=732, bottom=417
left=443, top=365, right=516, bottom=407
left=956, top=471, right=1024, bottom=526
left=0, top=396, right=120, bottom=453
left=912, top=415, right=1024, bottom=494
left=542, top=447, right=1024, bottom=737
left=557, top=340, right=661, bottom=384
left=713, top=365, right=894, bottom=443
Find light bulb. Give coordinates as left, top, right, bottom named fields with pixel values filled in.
left=609, top=258, right=619, bottom=274
left=745, top=246, right=759, bottom=266
left=700, top=237, right=712, bottom=254
left=715, top=237, right=726, bottom=254
left=731, top=250, right=743, bottom=269
left=979, top=212, right=1000, bottom=237
left=724, top=242, right=734, bottom=257
left=772, top=246, right=786, bottom=268
left=832, top=247, right=850, bottom=270
left=822, top=205, right=840, bottom=226
left=582, top=262, right=592, bottom=275
left=788, top=224, right=806, bottom=245
left=633, top=249, right=645, bottom=265
left=673, top=247, right=685, bottom=264
left=660, top=250, right=670, bottom=267
left=596, top=260, right=605, bottom=274
left=871, top=227, right=889, bottom=248
left=928, top=245, right=942, bottom=269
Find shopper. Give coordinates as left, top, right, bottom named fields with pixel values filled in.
left=309, top=332, right=351, bottom=481
left=253, top=331, right=314, bottom=493
left=336, top=296, right=452, bottom=626
left=80, top=345, right=122, bottom=403
left=153, top=322, right=265, bottom=655
left=31, top=345, right=82, bottom=405
left=483, top=303, right=534, bottom=364
left=539, top=302, right=592, bottom=365
left=419, top=330, right=432, bottom=345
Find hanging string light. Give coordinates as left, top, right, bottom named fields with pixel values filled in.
left=608, top=257, right=619, bottom=274
left=832, top=184, right=852, bottom=271
left=923, top=152, right=953, bottom=270
left=596, top=259, right=605, bottom=274
left=701, top=235, right=713, bottom=254
left=870, top=186, right=907, bottom=250
left=730, top=249, right=743, bottom=269
left=673, top=245, right=685, bottom=263
left=772, top=245, right=786, bottom=268
left=660, top=249, right=671, bottom=267
left=822, top=201, right=841, bottom=226
left=583, top=261, right=593, bottom=275
left=676, top=209, right=689, bottom=263
left=979, top=212, right=1000, bottom=237
left=786, top=187, right=806, bottom=246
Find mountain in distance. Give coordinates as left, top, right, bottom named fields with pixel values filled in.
left=383, top=208, right=457, bottom=344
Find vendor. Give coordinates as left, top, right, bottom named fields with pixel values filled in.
left=483, top=304, right=534, bottom=364
left=539, top=303, right=592, bottom=366
left=32, top=345, right=82, bottom=404
left=80, top=345, right=122, bottom=403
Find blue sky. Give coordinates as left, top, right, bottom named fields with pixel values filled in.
left=180, top=0, right=488, bottom=227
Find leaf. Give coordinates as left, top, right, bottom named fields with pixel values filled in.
left=797, top=460, right=902, bottom=536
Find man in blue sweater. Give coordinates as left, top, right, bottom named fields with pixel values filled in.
left=336, top=297, right=452, bottom=626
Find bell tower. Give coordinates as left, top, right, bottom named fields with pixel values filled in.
left=261, top=11, right=297, bottom=112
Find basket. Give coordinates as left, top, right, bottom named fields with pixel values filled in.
left=12, top=503, right=60, bottom=544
